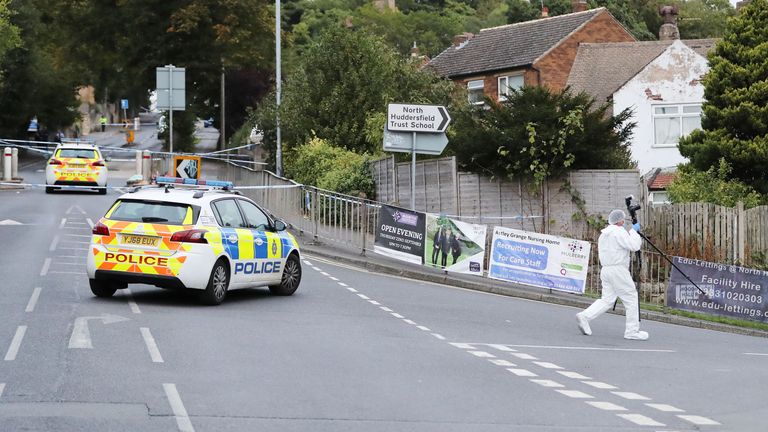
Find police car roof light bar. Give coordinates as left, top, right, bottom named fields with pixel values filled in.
left=156, top=176, right=234, bottom=190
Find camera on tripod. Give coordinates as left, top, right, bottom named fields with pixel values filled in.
left=625, top=195, right=641, bottom=223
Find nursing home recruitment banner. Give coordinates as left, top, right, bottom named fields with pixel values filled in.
left=488, top=226, right=591, bottom=294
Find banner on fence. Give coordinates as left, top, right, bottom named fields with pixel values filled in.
left=488, top=227, right=591, bottom=294
left=667, top=257, right=768, bottom=323
left=424, top=214, right=486, bottom=275
left=374, top=204, right=426, bottom=265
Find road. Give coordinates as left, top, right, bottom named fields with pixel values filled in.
left=0, top=157, right=766, bottom=431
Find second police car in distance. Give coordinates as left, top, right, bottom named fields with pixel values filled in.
left=86, top=177, right=302, bottom=305
left=45, top=140, right=109, bottom=194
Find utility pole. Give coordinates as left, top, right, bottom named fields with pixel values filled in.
left=275, top=0, right=283, bottom=177
left=220, top=64, right=226, bottom=153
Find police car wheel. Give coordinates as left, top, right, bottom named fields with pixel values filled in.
left=269, top=254, right=301, bottom=296
left=98, top=187, right=107, bottom=195
left=45, top=186, right=54, bottom=194
left=89, top=279, right=118, bottom=298
left=201, top=260, right=229, bottom=305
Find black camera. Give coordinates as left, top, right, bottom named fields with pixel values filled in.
left=625, top=195, right=641, bottom=221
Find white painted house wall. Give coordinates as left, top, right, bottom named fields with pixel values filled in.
left=613, top=40, right=709, bottom=175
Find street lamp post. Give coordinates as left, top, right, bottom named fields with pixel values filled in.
left=275, top=0, right=283, bottom=177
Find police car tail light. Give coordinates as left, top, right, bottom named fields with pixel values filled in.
left=48, top=158, right=63, bottom=166
left=92, top=222, right=110, bottom=236
left=170, top=229, right=208, bottom=244
left=91, top=160, right=105, bottom=167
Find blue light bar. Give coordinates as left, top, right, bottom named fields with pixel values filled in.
left=156, top=176, right=234, bottom=189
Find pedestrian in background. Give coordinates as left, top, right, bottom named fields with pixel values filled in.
left=100, top=114, right=107, bottom=132
left=576, top=209, right=648, bottom=340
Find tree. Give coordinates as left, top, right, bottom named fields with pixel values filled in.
left=449, top=86, right=635, bottom=182
left=667, top=160, right=764, bottom=209
left=253, top=26, right=457, bottom=166
left=678, top=0, right=768, bottom=193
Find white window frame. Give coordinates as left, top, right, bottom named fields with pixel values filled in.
left=652, top=103, right=702, bottom=148
left=498, top=74, right=524, bottom=101
left=467, top=79, right=485, bottom=105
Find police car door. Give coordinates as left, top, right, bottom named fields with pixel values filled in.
left=210, top=198, right=252, bottom=287
left=236, top=199, right=283, bottom=285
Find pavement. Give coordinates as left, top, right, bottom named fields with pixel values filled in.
left=293, top=234, right=768, bottom=339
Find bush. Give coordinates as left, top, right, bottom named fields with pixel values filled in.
left=158, top=110, right=197, bottom=153
left=286, top=137, right=375, bottom=198
left=667, top=159, right=766, bottom=209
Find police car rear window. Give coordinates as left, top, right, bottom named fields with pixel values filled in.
left=108, top=200, right=199, bottom=225
left=57, top=149, right=97, bottom=159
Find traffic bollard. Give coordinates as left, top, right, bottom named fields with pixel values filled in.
left=11, top=147, right=18, bottom=179
left=142, top=150, right=151, bottom=181
left=135, top=150, right=143, bottom=179
left=3, top=147, right=11, bottom=181
left=134, top=117, right=140, bottom=131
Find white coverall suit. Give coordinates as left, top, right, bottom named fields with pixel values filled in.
left=581, top=224, right=643, bottom=337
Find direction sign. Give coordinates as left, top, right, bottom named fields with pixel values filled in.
left=387, top=103, right=451, bottom=133
left=156, top=66, right=186, bottom=110
left=383, top=128, right=448, bottom=155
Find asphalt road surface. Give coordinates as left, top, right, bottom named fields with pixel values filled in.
left=0, top=157, right=766, bottom=431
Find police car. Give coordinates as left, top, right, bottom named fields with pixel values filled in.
left=86, top=177, right=302, bottom=305
left=45, top=141, right=108, bottom=194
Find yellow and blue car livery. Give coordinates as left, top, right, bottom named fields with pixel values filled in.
left=86, top=178, right=301, bottom=302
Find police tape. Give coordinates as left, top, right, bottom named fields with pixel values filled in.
left=0, top=181, right=303, bottom=191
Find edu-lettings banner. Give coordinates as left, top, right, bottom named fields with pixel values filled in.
left=488, top=227, right=591, bottom=294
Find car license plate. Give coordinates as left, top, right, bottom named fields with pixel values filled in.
left=121, top=234, right=160, bottom=247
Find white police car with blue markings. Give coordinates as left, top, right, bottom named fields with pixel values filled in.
left=86, top=177, right=302, bottom=305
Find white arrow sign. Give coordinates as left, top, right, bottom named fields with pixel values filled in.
left=68, top=314, right=130, bottom=349
left=387, top=103, right=451, bottom=133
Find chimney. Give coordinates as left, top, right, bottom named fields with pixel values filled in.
left=658, top=5, right=680, bottom=41
left=452, top=33, right=474, bottom=48
left=571, top=0, right=588, bottom=13
left=541, top=6, right=549, bottom=18
left=410, top=41, right=420, bottom=58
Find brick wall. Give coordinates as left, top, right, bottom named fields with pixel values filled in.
left=534, top=11, right=635, bottom=92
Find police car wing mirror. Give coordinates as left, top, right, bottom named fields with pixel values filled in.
left=274, top=220, right=287, bottom=232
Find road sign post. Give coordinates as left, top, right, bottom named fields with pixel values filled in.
left=385, top=104, right=451, bottom=210
left=156, top=65, right=186, bottom=171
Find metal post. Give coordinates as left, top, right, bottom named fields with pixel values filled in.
left=135, top=150, right=142, bottom=178
left=3, top=147, right=11, bottom=181
left=361, top=199, right=368, bottom=256
left=220, top=64, right=226, bottom=153
left=275, top=0, right=283, bottom=177
left=312, top=187, right=318, bottom=243
left=142, top=150, right=152, bottom=181
left=168, top=65, right=174, bottom=156
left=411, top=132, right=416, bottom=211
left=11, top=147, right=18, bottom=179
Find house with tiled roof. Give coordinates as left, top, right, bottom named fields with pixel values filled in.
left=427, top=3, right=635, bottom=104
left=568, top=35, right=716, bottom=177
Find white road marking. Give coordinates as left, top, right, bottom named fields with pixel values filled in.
left=556, top=390, right=593, bottom=399
left=390, top=313, right=404, bottom=319
left=125, top=289, right=141, bottom=314
left=612, top=391, right=650, bottom=401
left=60, top=240, right=90, bottom=245
left=59, top=218, right=66, bottom=228
left=65, top=221, right=88, bottom=225
left=4, top=326, right=27, bottom=361
left=68, top=314, right=129, bottom=349
left=512, top=353, right=538, bottom=360
left=329, top=276, right=339, bottom=281
left=141, top=328, right=164, bottom=363
left=646, top=403, right=684, bottom=413
left=583, top=381, right=618, bottom=390
left=533, top=361, right=562, bottom=369
left=320, top=272, right=329, bottom=276
left=61, top=234, right=91, bottom=238
left=357, top=294, right=370, bottom=300
left=489, top=359, right=516, bottom=367
left=530, top=379, right=564, bottom=388
left=487, top=344, right=517, bottom=352
left=48, top=271, right=84, bottom=275
left=49, top=235, right=60, bottom=252
left=586, top=401, right=627, bottom=411
left=507, top=368, right=537, bottom=377
left=557, top=371, right=591, bottom=380
left=468, top=351, right=495, bottom=358
left=302, top=260, right=312, bottom=265
left=368, top=300, right=381, bottom=305
left=449, top=343, right=476, bottom=349
left=497, top=344, right=675, bottom=353
left=379, top=306, right=392, bottom=312
left=40, top=258, right=51, bottom=276
left=25, top=288, right=42, bottom=313
left=677, top=415, right=720, bottom=425
left=744, top=352, right=768, bottom=356
left=86, top=218, right=94, bottom=228
left=617, top=414, right=665, bottom=426
left=311, top=267, right=320, bottom=271
left=431, top=333, right=446, bottom=340
left=337, top=282, right=348, bottom=287
left=0, top=382, right=4, bottom=398
left=403, top=319, right=417, bottom=325
left=416, top=325, right=431, bottom=331
left=347, top=287, right=358, bottom=293
left=163, top=383, right=195, bottom=432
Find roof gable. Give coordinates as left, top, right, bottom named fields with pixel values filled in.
left=428, top=8, right=605, bottom=78
left=567, top=39, right=717, bottom=103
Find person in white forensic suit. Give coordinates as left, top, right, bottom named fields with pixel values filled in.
left=577, top=209, right=649, bottom=340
